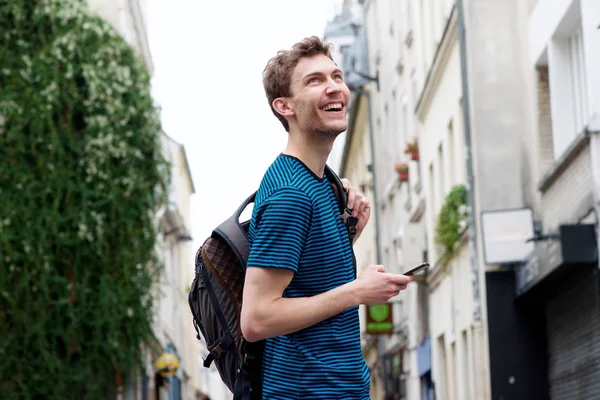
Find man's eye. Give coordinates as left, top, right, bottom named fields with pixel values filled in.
left=334, top=75, right=343, bottom=81
left=308, top=77, right=320, bottom=84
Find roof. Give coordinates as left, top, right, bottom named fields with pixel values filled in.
left=161, top=131, right=196, bottom=194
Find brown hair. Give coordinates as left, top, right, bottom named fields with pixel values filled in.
left=262, top=36, right=334, bottom=132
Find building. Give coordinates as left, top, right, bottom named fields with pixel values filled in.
left=87, top=0, right=153, bottom=75
left=349, top=0, right=600, bottom=399
left=410, top=0, right=487, bottom=398
left=357, top=0, right=435, bottom=398
left=485, top=0, right=600, bottom=399
left=149, top=132, right=202, bottom=400
left=85, top=1, right=208, bottom=398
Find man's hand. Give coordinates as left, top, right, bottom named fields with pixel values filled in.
left=341, top=178, right=370, bottom=243
left=353, top=265, right=413, bottom=305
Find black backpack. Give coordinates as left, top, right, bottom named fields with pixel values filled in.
left=188, top=165, right=357, bottom=400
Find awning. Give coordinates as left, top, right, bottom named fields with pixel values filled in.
left=516, top=224, right=598, bottom=299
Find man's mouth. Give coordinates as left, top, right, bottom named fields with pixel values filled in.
left=320, top=102, right=344, bottom=112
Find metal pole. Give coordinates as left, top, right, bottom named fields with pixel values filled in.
left=359, top=87, right=383, bottom=265
left=456, top=0, right=481, bottom=321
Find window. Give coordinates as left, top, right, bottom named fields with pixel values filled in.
left=383, top=352, right=406, bottom=400
left=450, top=342, right=457, bottom=400
left=437, top=143, right=445, bottom=199
left=404, top=0, right=413, bottom=35
left=417, top=282, right=429, bottom=342
left=547, top=18, right=589, bottom=159
left=448, top=120, right=455, bottom=187
left=436, top=335, right=448, bottom=399
left=402, top=97, right=409, bottom=148
left=568, top=26, right=588, bottom=135
left=429, top=163, right=436, bottom=212
left=420, top=0, right=430, bottom=73
left=461, top=330, right=471, bottom=400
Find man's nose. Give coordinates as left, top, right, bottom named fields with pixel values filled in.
left=325, top=78, right=343, bottom=95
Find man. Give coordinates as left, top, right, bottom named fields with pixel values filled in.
left=241, top=36, right=413, bottom=399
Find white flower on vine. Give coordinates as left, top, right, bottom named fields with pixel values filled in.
left=77, top=223, right=88, bottom=239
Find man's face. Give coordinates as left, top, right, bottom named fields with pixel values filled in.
left=286, top=54, right=350, bottom=138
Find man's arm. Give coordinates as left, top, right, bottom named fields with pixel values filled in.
left=240, top=267, right=358, bottom=342
left=240, top=264, right=412, bottom=342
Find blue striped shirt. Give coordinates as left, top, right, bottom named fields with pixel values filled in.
left=247, top=154, right=370, bottom=399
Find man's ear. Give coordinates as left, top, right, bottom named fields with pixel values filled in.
left=272, top=97, right=295, bottom=118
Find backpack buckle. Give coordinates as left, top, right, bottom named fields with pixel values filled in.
left=340, top=208, right=358, bottom=240
left=243, top=352, right=255, bottom=365
left=212, top=344, right=226, bottom=358
left=339, top=208, right=353, bottom=223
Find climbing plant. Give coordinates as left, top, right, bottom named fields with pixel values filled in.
left=0, top=0, right=169, bottom=398
left=434, top=185, right=468, bottom=259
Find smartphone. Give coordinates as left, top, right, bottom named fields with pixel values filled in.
left=404, top=262, right=430, bottom=276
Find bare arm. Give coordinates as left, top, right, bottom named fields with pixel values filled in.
left=240, top=265, right=412, bottom=342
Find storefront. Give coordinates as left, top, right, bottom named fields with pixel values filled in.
left=518, top=224, right=599, bottom=398
left=381, top=349, right=407, bottom=400
left=486, top=223, right=599, bottom=399
left=367, top=302, right=409, bottom=400
left=417, top=337, right=434, bottom=400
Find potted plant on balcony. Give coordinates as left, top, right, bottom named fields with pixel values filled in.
left=404, top=137, right=419, bottom=161
left=394, top=162, right=409, bottom=182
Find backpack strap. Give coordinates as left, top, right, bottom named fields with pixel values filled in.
left=234, top=340, right=264, bottom=400
left=200, top=260, right=240, bottom=366
left=212, top=192, right=256, bottom=267
left=324, top=165, right=358, bottom=241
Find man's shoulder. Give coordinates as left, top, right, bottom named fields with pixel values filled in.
left=256, top=157, right=314, bottom=205
left=256, top=185, right=313, bottom=215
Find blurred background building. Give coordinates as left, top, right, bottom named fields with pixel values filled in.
left=85, top=1, right=209, bottom=399
left=328, top=0, right=600, bottom=399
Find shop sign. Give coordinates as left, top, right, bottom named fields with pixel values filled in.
left=366, top=303, right=393, bottom=335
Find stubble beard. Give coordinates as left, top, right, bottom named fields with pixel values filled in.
left=301, top=108, right=346, bottom=141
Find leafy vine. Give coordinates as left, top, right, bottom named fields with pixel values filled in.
left=0, top=1, right=169, bottom=398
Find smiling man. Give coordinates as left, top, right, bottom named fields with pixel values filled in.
left=240, top=36, right=412, bottom=399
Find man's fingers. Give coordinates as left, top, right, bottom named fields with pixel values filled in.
left=347, top=187, right=356, bottom=210
left=355, top=197, right=368, bottom=218
left=385, top=273, right=413, bottom=285
left=341, top=178, right=351, bottom=191
left=340, top=178, right=355, bottom=209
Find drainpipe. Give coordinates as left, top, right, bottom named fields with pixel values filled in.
left=357, top=87, right=382, bottom=266
left=456, top=0, right=481, bottom=321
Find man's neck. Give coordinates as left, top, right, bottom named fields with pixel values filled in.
left=283, top=129, right=334, bottom=178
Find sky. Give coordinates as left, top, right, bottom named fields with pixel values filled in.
left=147, top=0, right=344, bottom=249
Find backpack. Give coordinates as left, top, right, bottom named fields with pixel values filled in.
left=187, top=165, right=357, bottom=400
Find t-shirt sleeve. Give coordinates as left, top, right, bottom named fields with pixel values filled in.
left=247, top=187, right=312, bottom=273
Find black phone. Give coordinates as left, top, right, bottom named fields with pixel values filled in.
left=404, top=262, right=430, bottom=276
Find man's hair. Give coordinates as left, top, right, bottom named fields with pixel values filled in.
left=263, top=36, right=334, bottom=132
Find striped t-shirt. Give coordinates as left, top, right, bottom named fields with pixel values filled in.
left=247, top=154, right=370, bottom=399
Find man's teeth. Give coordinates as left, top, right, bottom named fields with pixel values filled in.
left=322, top=103, right=342, bottom=111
